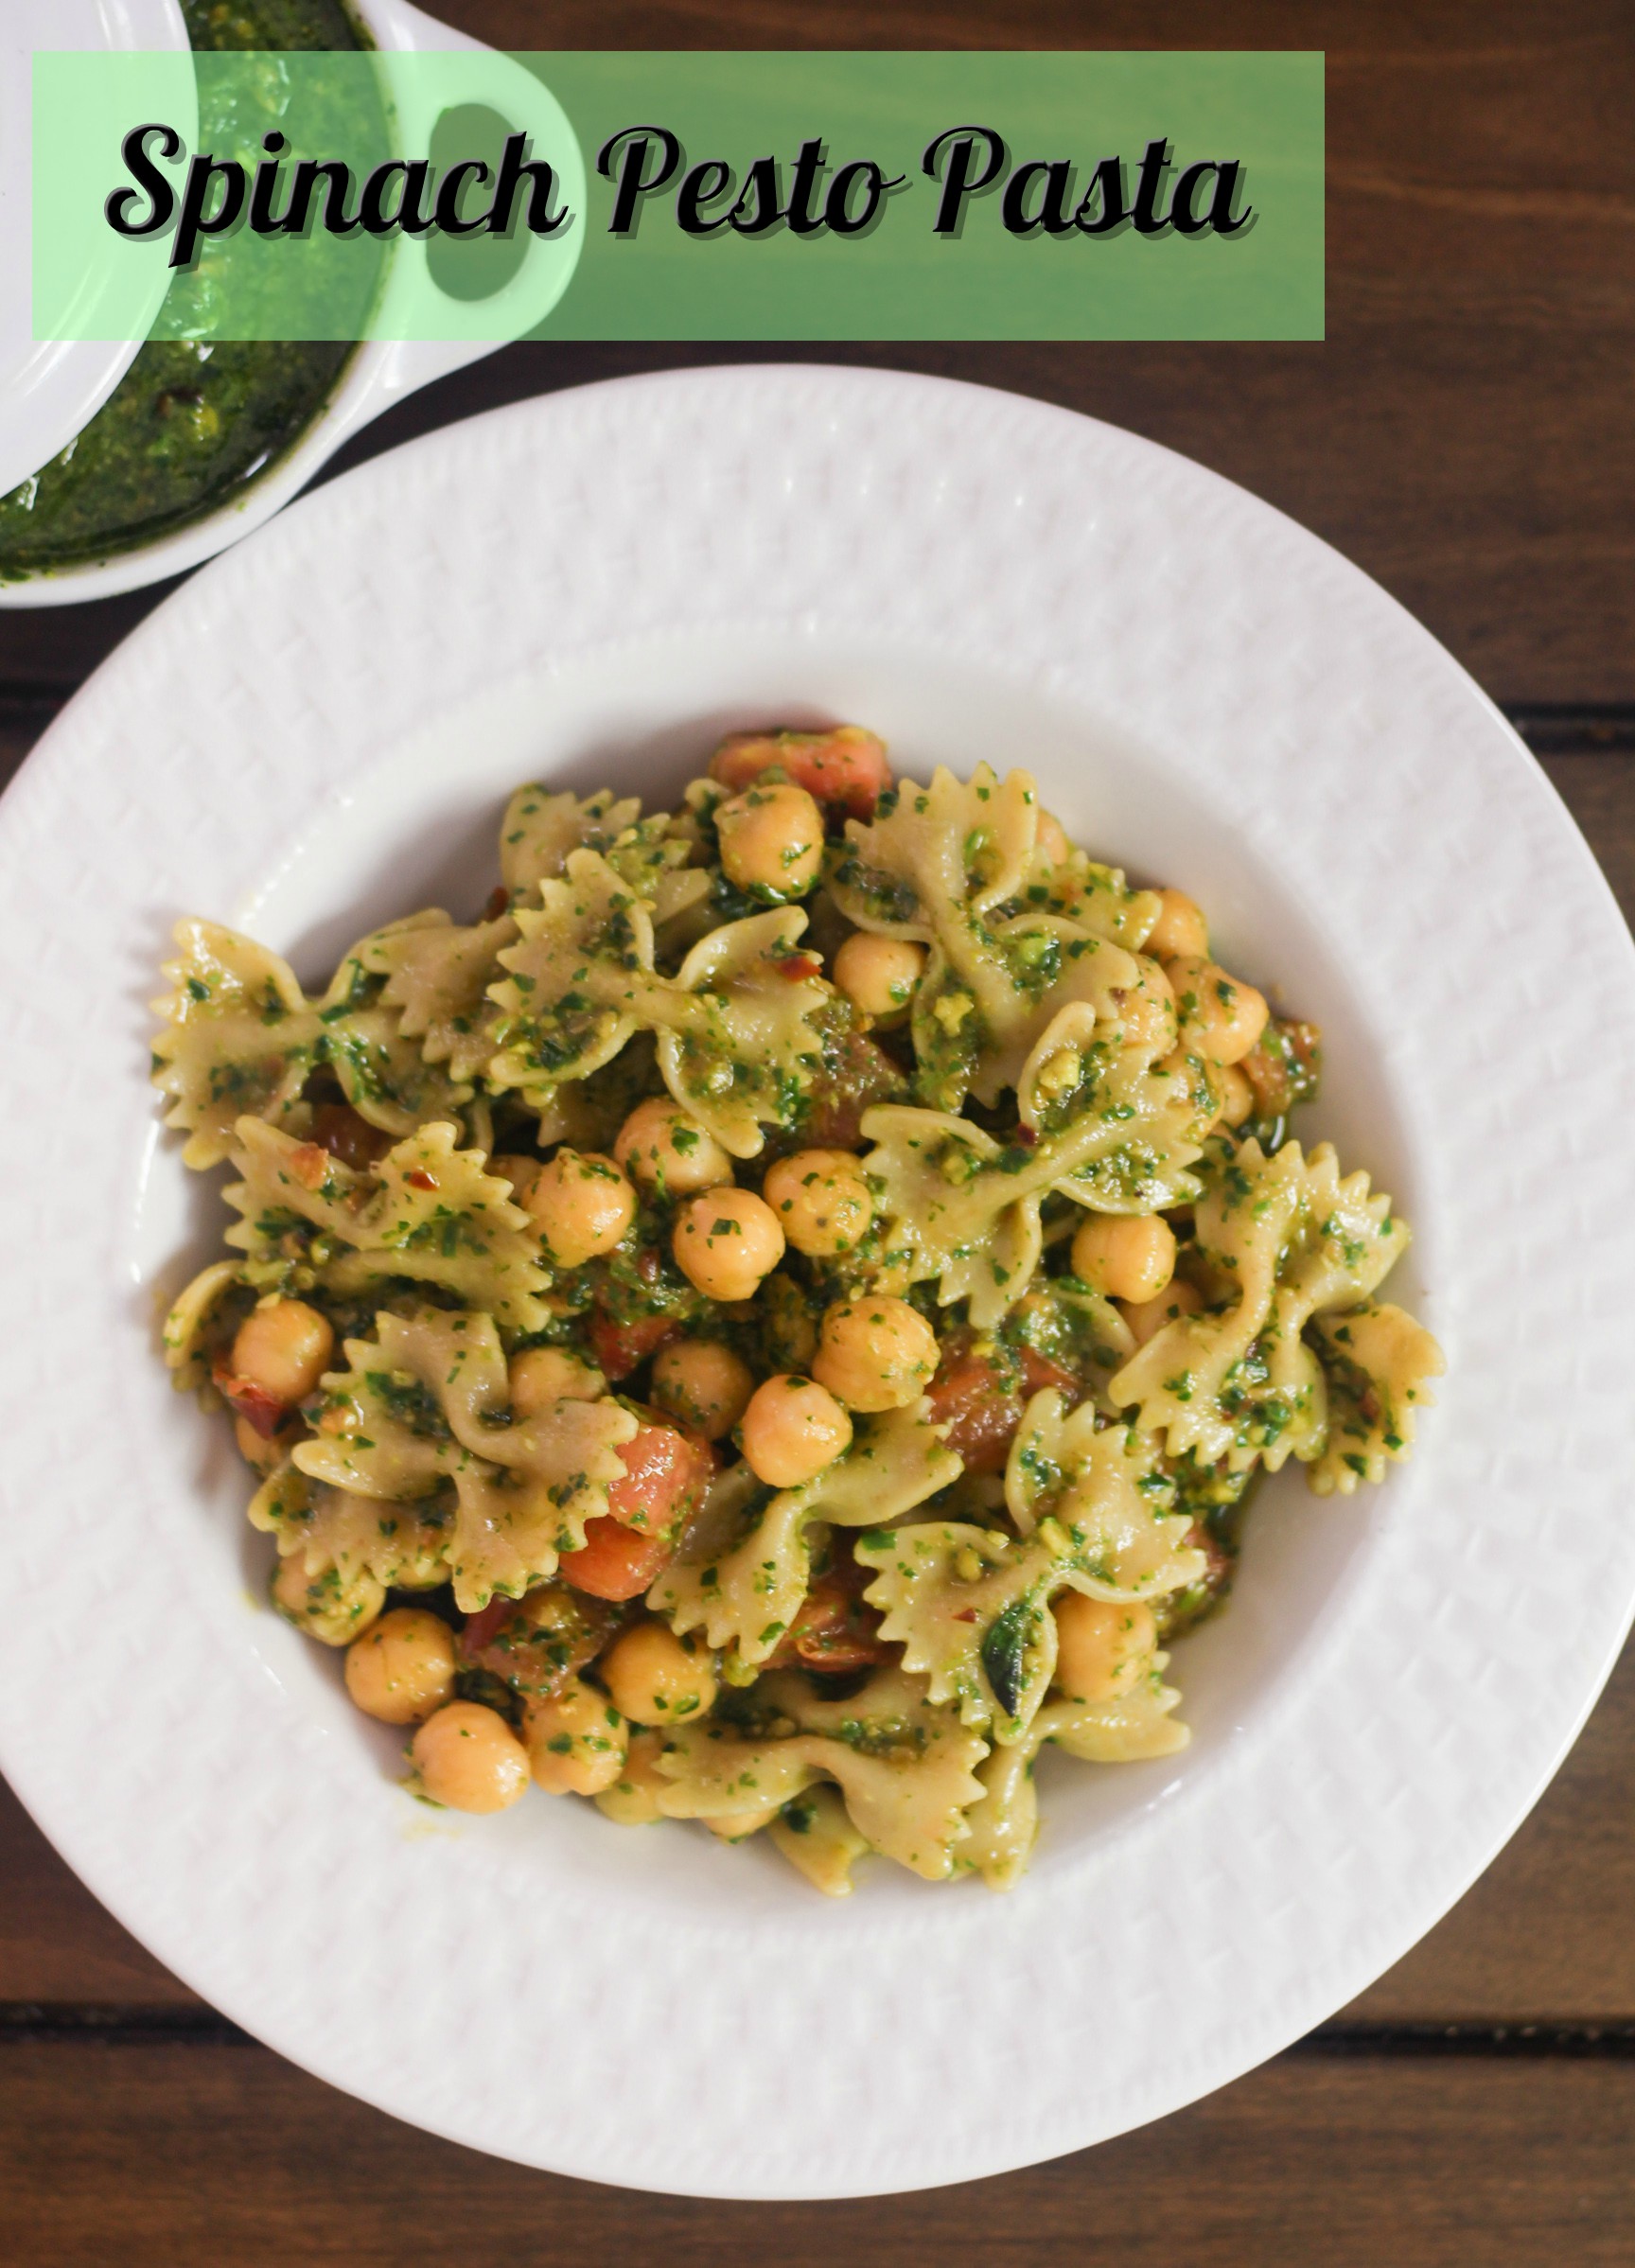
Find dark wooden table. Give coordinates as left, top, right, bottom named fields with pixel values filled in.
left=4, top=2, right=1634, bottom=2259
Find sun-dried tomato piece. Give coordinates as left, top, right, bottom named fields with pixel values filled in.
left=607, top=1420, right=715, bottom=1537
left=309, top=1103, right=392, bottom=1172
left=767, top=1555, right=892, bottom=1673
left=925, top=1347, right=1024, bottom=1474
left=557, top=1518, right=675, bottom=1602
left=459, top=1580, right=624, bottom=1699
left=709, top=726, right=889, bottom=819
left=589, top=1310, right=680, bottom=1381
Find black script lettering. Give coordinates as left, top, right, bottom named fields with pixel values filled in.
left=358, top=158, right=436, bottom=237
left=785, top=138, right=829, bottom=236
left=1074, top=156, right=1128, bottom=236
left=677, top=158, right=736, bottom=237
left=106, top=124, right=182, bottom=237
left=598, top=127, right=681, bottom=236
left=248, top=131, right=290, bottom=231
left=432, top=158, right=492, bottom=236
left=824, top=158, right=904, bottom=235
left=1131, top=137, right=1173, bottom=235
left=1169, top=157, right=1251, bottom=236
left=170, top=152, right=246, bottom=269
left=923, top=126, right=1008, bottom=236
left=278, top=160, right=360, bottom=237
left=729, top=155, right=782, bottom=236
left=487, top=132, right=570, bottom=236
left=1001, top=158, right=1077, bottom=237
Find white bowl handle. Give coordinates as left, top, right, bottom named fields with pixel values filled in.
left=360, top=0, right=586, bottom=393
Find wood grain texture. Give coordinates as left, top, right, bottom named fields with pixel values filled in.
left=3, top=2043, right=1635, bottom=2266
left=3, top=0, right=1634, bottom=2237
left=1, top=0, right=1631, bottom=699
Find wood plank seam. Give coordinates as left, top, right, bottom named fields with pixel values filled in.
left=3, top=697, right=1635, bottom=748
left=5, top=2006, right=1635, bottom=2057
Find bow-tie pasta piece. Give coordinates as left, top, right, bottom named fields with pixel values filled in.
left=1110, top=1138, right=1410, bottom=1478
left=859, top=1000, right=1206, bottom=1330
left=959, top=1666, right=1188, bottom=1889
left=767, top=1783, right=873, bottom=1897
left=654, top=1665, right=990, bottom=1881
left=292, top=1308, right=639, bottom=1611
left=498, top=783, right=643, bottom=898
left=250, top=1460, right=451, bottom=1615
left=374, top=912, right=518, bottom=1084
left=829, top=763, right=1044, bottom=1110
left=488, top=850, right=830, bottom=1157
left=152, top=920, right=321, bottom=1168
left=315, top=915, right=477, bottom=1135
left=224, top=1118, right=552, bottom=1336
left=1309, top=1299, right=1446, bottom=1495
left=856, top=1448, right=1201, bottom=1749
left=650, top=1400, right=962, bottom=1666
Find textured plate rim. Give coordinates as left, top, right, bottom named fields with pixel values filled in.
left=0, top=363, right=1631, bottom=2199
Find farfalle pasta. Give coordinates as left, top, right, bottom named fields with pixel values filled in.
left=153, top=724, right=1443, bottom=1893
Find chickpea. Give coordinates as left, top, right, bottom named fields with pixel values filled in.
left=524, top=1148, right=635, bottom=1267
left=1071, top=1215, right=1177, bottom=1305
left=1217, top=1063, right=1256, bottom=1128
left=411, top=1701, right=530, bottom=1814
left=1166, top=954, right=1270, bottom=1068
left=1117, top=1276, right=1204, bottom=1348
left=602, top=1620, right=719, bottom=1726
left=1145, top=888, right=1210, bottom=961
left=235, top=1415, right=284, bottom=1475
left=763, top=1148, right=874, bottom=1257
left=833, top=932, right=926, bottom=1021
left=715, top=780, right=824, bottom=900
left=651, top=1340, right=754, bottom=1441
left=673, top=1186, right=785, bottom=1302
left=344, top=1608, right=457, bottom=1726
left=594, top=1727, right=672, bottom=1825
left=524, top=1676, right=629, bottom=1796
left=739, top=1374, right=853, bottom=1487
left=1036, top=810, right=1072, bottom=868
left=1053, top=1595, right=1157, bottom=1704
left=272, top=1553, right=382, bottom=1647
left=812, top=1296, right=939, bottom=1414
left=509, top=1345, right=606, bottom=1416
left=614, top=1098, right=733, bottom=1195
left=231, top=1297, right=333, bottom=1405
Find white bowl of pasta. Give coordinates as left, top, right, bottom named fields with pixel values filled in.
left=0, top=365, right=1630, bottom=2198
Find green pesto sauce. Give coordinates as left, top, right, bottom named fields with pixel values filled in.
left=0, top=0, right=367, bottom=579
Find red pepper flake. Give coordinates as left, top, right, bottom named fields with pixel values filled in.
left=405, top=1169, right=438, bottom=1190
left=952, top=1608, right=979, bottom=1624
left=1015, top=1126, right=1038, bottom=1147
left=777, top=953, right=822, bottom=981
left=212, top=1358, right=288, bottom=1439
left=483, top=887, right=510, bottom=921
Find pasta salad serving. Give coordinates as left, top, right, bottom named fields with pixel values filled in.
left=153, top=725, right=1443, bottom=1895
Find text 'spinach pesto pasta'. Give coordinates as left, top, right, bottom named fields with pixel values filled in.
left=153, top=728, right=1444, bottom=1893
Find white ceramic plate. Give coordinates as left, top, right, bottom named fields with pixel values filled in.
left=1, top=366, right=1631, bottom=2200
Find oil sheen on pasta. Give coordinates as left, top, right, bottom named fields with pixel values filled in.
left=0, top=1, right=371, bottom=578
left=149, top=726, right=1444, bottom=1893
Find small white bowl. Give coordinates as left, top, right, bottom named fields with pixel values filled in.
left=0, top=0, right=579, bottom=607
